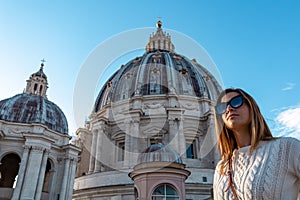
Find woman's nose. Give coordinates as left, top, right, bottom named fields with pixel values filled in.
left=225, top=104, right=233, bottom=113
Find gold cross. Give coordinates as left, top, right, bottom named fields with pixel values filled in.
left=40, top=58, right=46, bottom=69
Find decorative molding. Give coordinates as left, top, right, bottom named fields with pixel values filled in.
left=23, top=145, right=31, bottom=150
left=144, top=102, right=165, bottom=109
left=0, top=130, right=4, bottom=138
left=63, top=155, right=79, bottom=162
left=180, top=103, right=200, bottom=111
left=143, top=127, right=167, bottom=136
left=5, top=127, right=24, bottom=136
left=30, top=146, right=45, bottom=152
left=125, top=72, right=133, bottom=79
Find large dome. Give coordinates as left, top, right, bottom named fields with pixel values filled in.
left=94, top=23, right=220, bottom=112
left=0, top=93, right=68, bottom=134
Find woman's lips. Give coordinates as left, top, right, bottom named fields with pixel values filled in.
left=227, top=113, right=238, bottom=120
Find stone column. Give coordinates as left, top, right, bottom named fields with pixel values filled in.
left=66, top=158, right=78, bottom=200
left=94, top=129, right=101, bottom=172
left=11, top=145, right=30, bottom=200
left=131, top=119, right=140, bottom=166
left=167, top=108, right=186, bottom=158
left=168, top=118, right=186, bottom=158
left=88, top=130, right=97, bottom=173
left=124, top=119, right=132, bottom=167
left=94, top=122, right=105, bottom=172
left=20, top=146, right=44, bottom=200
left=59, top=156, right=70, bottom=200
left=168, top=119, right=180, bottom=155
left=35, top=149, right=49, bottom=200
left=178, top=117, right=186, bottom=158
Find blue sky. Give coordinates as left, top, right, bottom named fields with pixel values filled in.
left=1, top=1, right=300, bottom=139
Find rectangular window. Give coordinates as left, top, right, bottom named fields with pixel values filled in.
left=117, top=142, right=125, bottom=161
left=186, top=140, right=197, bottom=159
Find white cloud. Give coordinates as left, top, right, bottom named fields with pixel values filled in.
left=273, top=105, right=300, bottom=140
left=281, top=83, right=296, bottom=91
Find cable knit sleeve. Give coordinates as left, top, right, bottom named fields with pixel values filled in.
left=213, top=161, right=226, bottom=200
left=289, top=137, right=300, bottom=178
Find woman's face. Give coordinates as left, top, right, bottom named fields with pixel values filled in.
left=220, top=92, right=251, bottom=132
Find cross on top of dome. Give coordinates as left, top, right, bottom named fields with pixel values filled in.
left=25, top=60, right=48, bottom=98
left=146, top=20, right=175, bottom=53
left=40, top=58, right=46, bottom=69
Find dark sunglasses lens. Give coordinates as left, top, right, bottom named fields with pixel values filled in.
left=230, top=95, right=243, bottom=108
left=215, top=103, right=227, bottom=114
left=215, top=95, right=243, bottom=114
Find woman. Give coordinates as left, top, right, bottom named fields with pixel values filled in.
left=213, top=88, right=300, bottom=200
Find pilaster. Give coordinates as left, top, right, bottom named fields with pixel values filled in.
left=35, top=149, right=50, bottom=200
left=166, top=108, right=186, bottom=158
left=131, top=119, right=140, bottom=166
left=94, top=121, right=106, bottom=172
left=67, top=158, right=78, bottom=199
left=20, top=146, right=45, bottom=200
left=59, top=156, right=71, bottom=200
left=88, top=129, right=97, bottom=173
left=124, top=119, right=132, bottom=167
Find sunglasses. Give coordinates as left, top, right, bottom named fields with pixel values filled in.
left=215, top=95, right=244, bottom=115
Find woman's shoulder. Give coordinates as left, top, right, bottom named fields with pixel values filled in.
left=255, top=137, right=299, bottom=155
left=262, top=136, right=299, bottom=145
left=274, top=137, right=300, bottom=144
left=267, top=137, right=300, bottom=152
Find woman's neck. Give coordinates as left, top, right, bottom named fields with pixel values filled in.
left=233, top=129, right=251, bottom=148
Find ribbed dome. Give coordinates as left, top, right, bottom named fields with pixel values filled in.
left=137, top=143, right=182, bottom=164
left=0, top=93, right=68, bottom=134
left=93, top=22, right=221, bottom=112
left=94, top=51, right=218, bottom=112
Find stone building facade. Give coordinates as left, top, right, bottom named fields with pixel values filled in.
left=73, top=21, right=222, bottom=200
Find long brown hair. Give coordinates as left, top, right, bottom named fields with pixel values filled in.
left=214, top=88, right=274, bottom=174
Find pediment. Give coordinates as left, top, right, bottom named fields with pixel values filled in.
left=143, top=127, right=167, bottom=136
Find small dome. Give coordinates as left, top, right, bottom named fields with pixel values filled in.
left=0, top=93, right=68, bottom=134
left=31, top=64, right=47, bottom=80
left=137, top=143, right=182, bottom=164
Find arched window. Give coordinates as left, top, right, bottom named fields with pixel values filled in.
left=33, top=83, right=38, bottom=94
left=39, top=85, right=43, bottom=95
left=0, top=153, right=21, bottom=188
left=42, top=159, right=53, bottom=192
left=151, top=184, right=179, bottom=200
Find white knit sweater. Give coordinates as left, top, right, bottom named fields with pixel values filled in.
left=213, top=137, right=300, bottom=200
